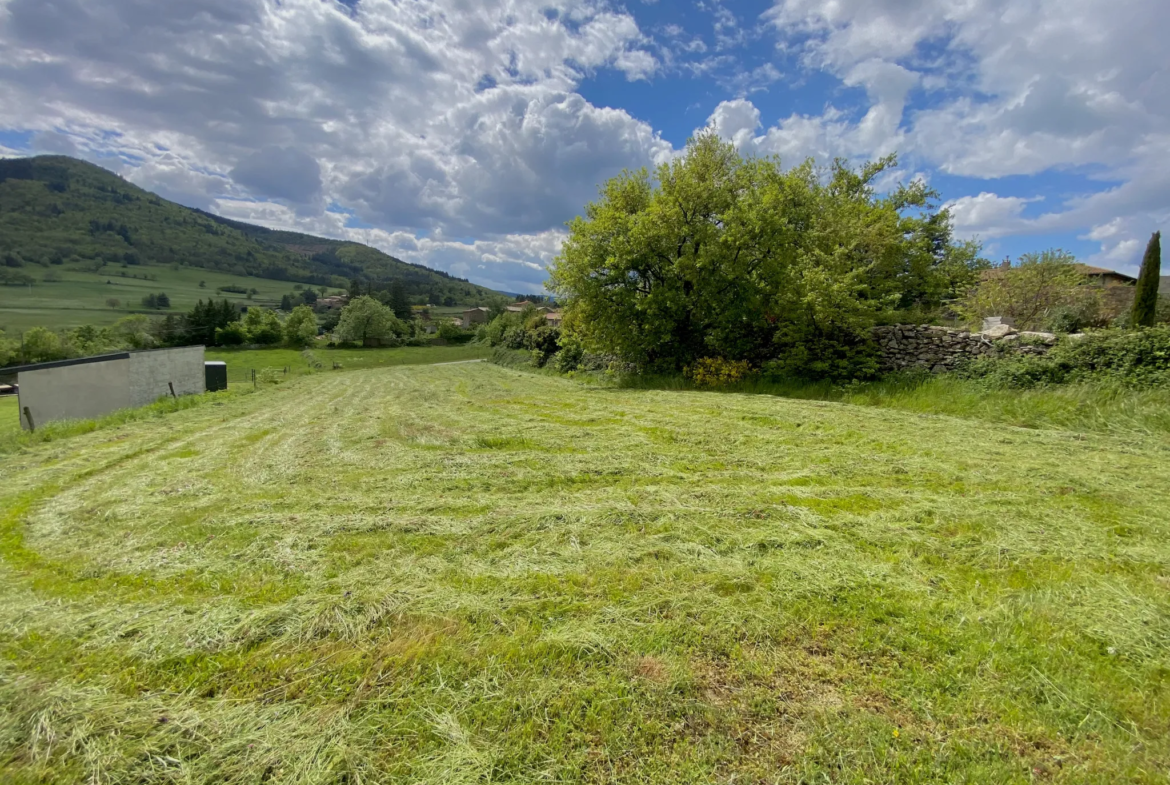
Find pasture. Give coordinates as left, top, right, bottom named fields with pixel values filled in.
left=0, top=262, right=302, bottom=332
left=0, top=362, right=1167, bottom=783
left=205, top=343, right=490, bottom=382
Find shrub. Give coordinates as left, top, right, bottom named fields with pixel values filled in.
left=686, top=357, right=753, bottom=387
left=956, top=250, right=1104, bottom=331
left=524, top=325, right=561, bottom=366
left=961, top=327, right=1170, bottom=388
left=438, top=321, right=473, bottom=343
left=21, top=327, right=63, bottom=363
left=241, top=307, right=284, bottom=345
left=552, top=337, right=585, bottom=373
left=214, top=322, right=248, bottom=346
left=283, top=304, right=318, bottom=348
left=0, top=329, right=18, bottom=366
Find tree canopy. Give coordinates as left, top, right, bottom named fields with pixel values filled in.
left=335, top=296, right=405, bottom=346
left=549, top=134, right=985, bottom=378
left=283, top=304, right=318, bottom=347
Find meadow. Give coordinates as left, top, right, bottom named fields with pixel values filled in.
left=206, top=343, right=491, bottom=385
left=1, top=361, right=1167, bottom=783
left=0, top=262, right=302, bottom=332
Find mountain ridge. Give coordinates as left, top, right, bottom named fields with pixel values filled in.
left=0, top=155, right=504, bottom=304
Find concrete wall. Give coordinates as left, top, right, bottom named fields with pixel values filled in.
left=128, top=346, right=204, bottom=406
left=17, top=346, right=205, bottom=430
left=18, top=356, right=132, bottom=430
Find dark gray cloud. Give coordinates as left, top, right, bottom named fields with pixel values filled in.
left=231, top=146, right=323, bottom=208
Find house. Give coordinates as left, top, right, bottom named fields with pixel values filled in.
left=1160, top=276, right=1170, bottom=295
left=506, top=301, right=554, bottom=315
left=317, top=295, right=349, bottom=310
left=544, top=311, right=563, bottom=328
left=461, top=306, right=490, bottom=329
left=1076, top=265, right=1136, bottom=286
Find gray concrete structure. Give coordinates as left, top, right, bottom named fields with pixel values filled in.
left=12, top=346, right=205, bottom=430
left=129, top=346, right=205, bottom=406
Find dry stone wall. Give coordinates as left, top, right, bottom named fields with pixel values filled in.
left=873, top=324, right=1056, bottom=374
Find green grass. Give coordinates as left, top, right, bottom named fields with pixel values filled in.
left=612, top=370, right=1170, bottom=437
left=207, top=343, right=490, bottom=382
left=1, top=363, right=1168, bottom=783
left=0, top=395, right=18, bottom=438
left=0, top=262, right=305, bottom=332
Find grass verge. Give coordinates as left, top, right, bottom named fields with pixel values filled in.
left=612, top=371, right=1170, bottom=438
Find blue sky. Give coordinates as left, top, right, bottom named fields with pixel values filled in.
left=0, top=0, right=1166, bottom=292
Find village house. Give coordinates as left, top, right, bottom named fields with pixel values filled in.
left=1077, top=265, right=1137, bottom=286
left=505, top=300, right=553, bottom=315
left=460, top=306, right=490, bottom=329
left=317, top=295, right=349, bottom=310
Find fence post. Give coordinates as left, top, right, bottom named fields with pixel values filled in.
left=252, top=369, right=256, bottom=389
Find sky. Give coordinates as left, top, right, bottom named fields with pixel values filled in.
left=0, top=0, right=1166, bottom=294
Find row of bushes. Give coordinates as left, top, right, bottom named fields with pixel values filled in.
left=482, top=304, right=1170, bottom=392
left=959, top=326, right=1170, bottom=388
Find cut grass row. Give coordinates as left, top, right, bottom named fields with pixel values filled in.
left=0, top=362, right=1167, bottom=782
left=0, top=345, right=490, bottom=453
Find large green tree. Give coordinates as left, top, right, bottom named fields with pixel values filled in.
left=548, top=134, right=983, bottom=378
left=240, top=307, right=284, bottom=345
left=283, top=304, right=318, bottom=347
left=336, top=296, right=404, bottom=346
left=1132, top=231, right=1162, bottom=328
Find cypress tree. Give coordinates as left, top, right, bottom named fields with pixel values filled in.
left=1132, top=231, right=1161, bottom=327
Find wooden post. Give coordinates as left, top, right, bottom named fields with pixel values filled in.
left=168, top=382, right=177, bottom=399
left=22, top=406, right=34, bottom=432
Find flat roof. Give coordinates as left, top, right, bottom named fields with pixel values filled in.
left=0, top=352, right=131, bottom=376
left=0, top=345, right=206, bottom=377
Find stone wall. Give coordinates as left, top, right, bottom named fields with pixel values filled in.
left=873, top=324, right=1056, bottom=374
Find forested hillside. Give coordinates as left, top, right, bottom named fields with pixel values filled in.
left=0, top=156, right=500, bottom=303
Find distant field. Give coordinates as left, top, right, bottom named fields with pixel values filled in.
left=207, top=343, right=489, bottom=383
left=0, top=262, right=337, bottom=332
left=1, top=362, right=1167, bottom=783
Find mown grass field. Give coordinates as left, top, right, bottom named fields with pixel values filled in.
left=1, top=362, right=1168, bottom=783
left=0, top=395, right=18, bottom=438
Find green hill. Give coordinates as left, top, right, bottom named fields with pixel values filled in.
left=0, top=156, right=503, bottom=330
